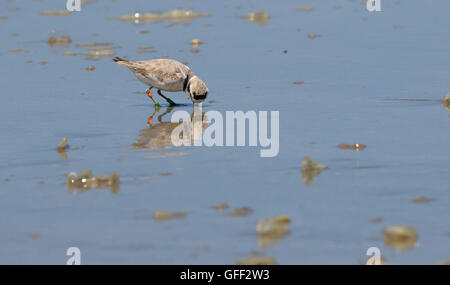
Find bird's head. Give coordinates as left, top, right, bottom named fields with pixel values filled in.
left=187, top=76, right=208, bottom=103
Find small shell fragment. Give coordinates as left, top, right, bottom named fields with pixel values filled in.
left=212, top=203, right=229, bottom=211
left=40, top=10, right=71, bottom=16
left=56, top=136, right=69, bottom=151
left=238, top=9, right=270, bottom=27
left=301, top=156, right=328, bottom=185
left=383, top=225, right=418, bottom=250
left=338, top=143, right=367, bottom=151
left=370, top=217, right=383, bottom=224
left=412, top=197, right=435, bottom=204
left=190, top=38, right=202, bottom=48
left=296, top=7, right=314, bottom=12
left=154, top=211, right=186, bottom=222
left=443, top=90, right=450, bottom=117
left=230, top=207, right=252, bottom=217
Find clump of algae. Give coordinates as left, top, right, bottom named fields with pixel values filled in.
left=383, top=224, right=417, bottom=250
left=65, top=169, right=120, bottom=194
left=257, top=215, right=291, bottom=249
left=47, top=36, right=72, bottom=47
left=301, top=156, right=328, bottom=185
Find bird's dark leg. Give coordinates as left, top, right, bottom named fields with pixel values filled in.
left=157, top=89, right=177, bottom=106
left=157, top=107, right=174, bottom=123
left=145, top=87, right=160, bottom=107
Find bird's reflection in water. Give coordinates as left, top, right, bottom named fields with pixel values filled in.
left=133, top=105, right=209, bottom=150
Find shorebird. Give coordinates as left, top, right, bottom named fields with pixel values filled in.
left=113, top=57, right=208, bottom=106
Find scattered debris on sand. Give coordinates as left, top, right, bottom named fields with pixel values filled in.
left=211, top=203, right=229, bottom=211
left=154, top=211, right=186, bottom=222
left=65, top=169, right=120, bottom=194
left=190, top=38, right=202, bottom=48
left=56, top=136, right=69, bottom=151
left=230, top=207, right=252, bottom=217
left=383, top=224, right=418, bottom=250
left=443, top=89, right=450, bottom=117
left=75, top=42, right=112, bottom=47
left=295, top=7, right=314, bottom=12
left=236, top=253, right=276, bottom=265
left=145, top=152, right=186, bottom=158
left=28, top=233, right=40, bottom=239
left=412, top=197, right=435, bottom=204
left=338, top=143, right=366, bottom=151
left=82, top=47, right=115, bottom=59
left=40, top=10, right=71, bottom=16
left=257, top=215, right=290, bottom=236
left=238, top=9, right=270, bottom=27
left=110, top=9, right=211, bottom=24
left=301, top=156, right=328, bottom=185
left=64, top=51, right=76, bottom=56
left=47, top=36, right=72, bottom=47
left=138, top=46, right=156, bottom=54
left=370, top=217, right=383, bottom=224
left=257, top=215, right=291, bottom=248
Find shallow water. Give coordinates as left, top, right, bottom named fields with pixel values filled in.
left=0, top=0, right=449, bottom=264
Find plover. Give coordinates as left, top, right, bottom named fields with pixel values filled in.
left=113, top=57, right=208, bottom=106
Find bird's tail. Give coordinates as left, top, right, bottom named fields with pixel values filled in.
left=112, top=56, right=127, bottom=63
left=113, top=56, right=134, bottom=68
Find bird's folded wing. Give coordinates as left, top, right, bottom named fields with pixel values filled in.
left=139, top=61, right=189, bottom=86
